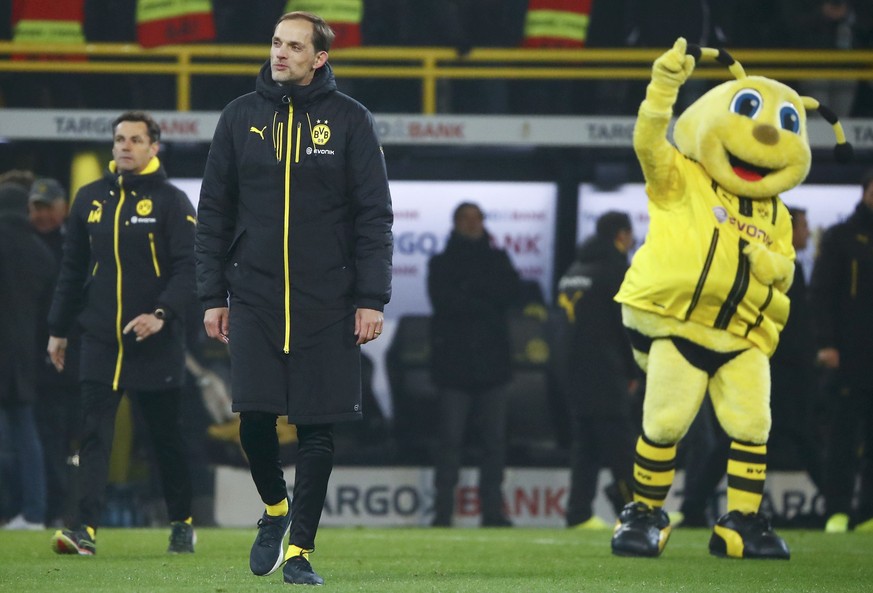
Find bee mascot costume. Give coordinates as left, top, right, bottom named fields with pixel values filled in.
left=611, top=37, right=852, bottom=560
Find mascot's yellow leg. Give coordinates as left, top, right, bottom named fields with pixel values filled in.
left=709, top=348, right=771, bottom=514
left=632, top=339, right=708, bottom=507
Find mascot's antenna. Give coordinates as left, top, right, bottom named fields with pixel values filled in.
left=687, top=43, right=852, bottom=162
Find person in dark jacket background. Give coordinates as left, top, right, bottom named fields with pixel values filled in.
left=47, top=111, right=197, bottom=556
left=195, top=11, right=393, bottom=586
left=28, top=177, right=83, bottom=530
left=0, top=180, right=56, bottom=530
left=556, top=211, right=638, bottom=529
left=811, top=169, right=873, bottom=533
left=427, top=201, right=521, bottom=528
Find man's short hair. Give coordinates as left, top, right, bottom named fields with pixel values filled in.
left=113, top=111, right=161, bottom=143
left=276, top=11, right=335, bottom=53
left=596, top=211, right=632, bottom=240
left=452, top=201, right=483, bottom=225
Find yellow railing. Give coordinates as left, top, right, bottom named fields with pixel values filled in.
left=2, top=42, right=872, bottom=113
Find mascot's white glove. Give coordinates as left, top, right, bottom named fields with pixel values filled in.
left=645, top=37, right=696, bottom=112
left=743, top=242, right=794, bottom=292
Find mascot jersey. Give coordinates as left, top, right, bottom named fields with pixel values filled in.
left=616, top=153, right=794, bottom=356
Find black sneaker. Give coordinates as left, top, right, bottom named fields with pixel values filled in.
left=709, top=510, right=790, bottom=560
left=611, top=502, right=672, bottom=557
left=283, top=553, right=324, bottom=585
left=481, top=514, right=513, bottom=528
left=250, top=506, right=293, bottom=576
left=52, top=526, right=96, bottom=556
left=167, top=521, right=195, bottom=554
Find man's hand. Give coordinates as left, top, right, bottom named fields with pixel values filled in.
left=47, top=336, right=67, bottom=372
left=355, top=307, right=384, bottom=345
left=123, top=313, right=165, bottom=342
left=204, top=307, right=230, bottom=344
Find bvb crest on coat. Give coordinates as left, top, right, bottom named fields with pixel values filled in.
left=312, top=121, right=331, bottom=145
left=136, top=198, right=153, bottom=216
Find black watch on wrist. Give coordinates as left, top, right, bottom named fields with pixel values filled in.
left=153, top=308, right=167, bottom=320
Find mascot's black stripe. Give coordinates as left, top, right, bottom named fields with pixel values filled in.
left=745, top=286, right=773, bottom=337
left=714, top=238, right=751, bottom=329
left=770, top=197, right=778, bottom=224
left=685, top=228, right=720, bottom=320
left=728, top=475, right=767, bottom=495
left=635, top=483, right=671, bottom=499
left=730, top=448, right=767, bottom=464
left=739, top=197, right=753, bottom=217
left=634, top=454, right=676, bottom=473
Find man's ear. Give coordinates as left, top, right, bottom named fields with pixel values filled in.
left=313, top=51, right=328, bottom=70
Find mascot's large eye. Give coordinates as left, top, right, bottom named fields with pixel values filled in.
left=779, top=102, right=801, bottom=134
left=730, top=89, right=763, bottom=118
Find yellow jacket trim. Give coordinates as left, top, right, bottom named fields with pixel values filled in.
left=283, top=104, right=294, bottom=353
left=112, top=184, right=127, bottom=391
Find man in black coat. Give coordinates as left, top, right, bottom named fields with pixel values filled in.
left=556, top=211, right=638, bottom=529
left=427, top=202, right=521, bottom=527
left=28, top=178, right=82, bottom=529
left=195, top=11, right=392, bottom=586
left=47, top=111, right=197, bottom=556
left=811, top=169, right=873, bottom=533
left=0, top=181, right=56, bottom=530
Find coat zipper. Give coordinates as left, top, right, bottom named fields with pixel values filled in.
left=282, top=104, right=294, bottom=353
left=148, top=232, right=161, bottom=277
left=851, top=258, right=858, bottom=298
left=112, top=184, right=126, bottom=390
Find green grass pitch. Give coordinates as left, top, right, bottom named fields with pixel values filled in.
left=0, top=527, right=871, bottom=592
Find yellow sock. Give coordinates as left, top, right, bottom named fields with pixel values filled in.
left=727, top=440, right=767, bottom=514
left=85, top=526, right=96, bottom=540
left=632, top=434, right=677, bottom=508
left=266, top=499, right=289, bottom=517
left=285, top=544, right=311, bottom=561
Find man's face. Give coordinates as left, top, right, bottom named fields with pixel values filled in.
left=863, top=181, right=873, bottom=211
left=29, top=200, right=67, bottom=233
left=454, top=206, right=485, bottom=240
left=792, top=211, right=810, bottom=251
left=112, top=121, right=158, bottom=174
left=270, top=18, right=327, bottom=86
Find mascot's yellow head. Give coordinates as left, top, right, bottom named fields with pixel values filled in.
left=672, top=46, right=852, bottom=199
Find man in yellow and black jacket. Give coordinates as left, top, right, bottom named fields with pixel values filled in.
left=47, top=111, right=198, bottom=557
left=195, top=11, right=392, bottom=586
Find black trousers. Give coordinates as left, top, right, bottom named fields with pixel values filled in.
left=75, top=381, right=192, bottom=528
left=35, top=382, right=81, bottom=526
left=239, top=412, right=334, bottom=550
left=432, top=385, right=508, bottom=522
left=823, top=383, right=873, bottom=521
left=566, top=414, right=635, bottom=526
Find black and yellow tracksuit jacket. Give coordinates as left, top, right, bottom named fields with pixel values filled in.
left=616, top=155, right=794, bottom=356
left=48, top=158, right=197, bottom=390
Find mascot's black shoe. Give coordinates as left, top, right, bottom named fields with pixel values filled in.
left=709, top=511, right=790, bottom=560
left=611, top=502, right=672, bottom=557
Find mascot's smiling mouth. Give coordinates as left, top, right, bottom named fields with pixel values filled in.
left=727, top=152, right=774, bottom=182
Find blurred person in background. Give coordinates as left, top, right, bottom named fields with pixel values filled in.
left=427, top=202, right=521, bottom=528
left=28, top=177, right=83, bottom=529
left=811, top=170, right=873, bottom=533
left=0, top=179, right=56, bottom=530
left=769, top=207, right=825, bottom=495
left=556, top=211, right=638, bottom=529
